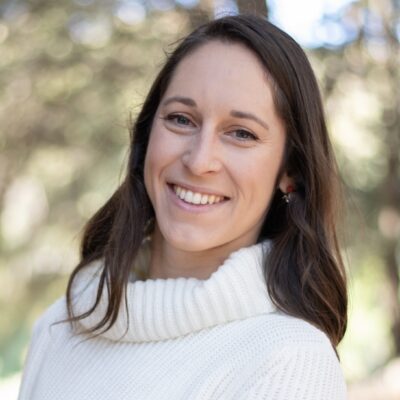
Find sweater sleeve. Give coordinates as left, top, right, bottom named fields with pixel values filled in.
left=18, top=297, right=67, bottom=400
left=242, top=344, right=347, bottom=400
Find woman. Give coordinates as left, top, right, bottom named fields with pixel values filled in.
left=18, top=14, right=348, bottom=399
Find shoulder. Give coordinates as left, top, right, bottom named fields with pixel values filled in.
left=19, top=296, right=75, bottom=399
left=244, top=311, right=345, bottom=379
left=228, top=311, right=342, bottom=374
left=30, top=296, right=70, bottom=343
left=249, top=310, right=333, bottom=351
left=36, top=295, right=68, bottom=324
left=261, top=312, right=341, bottom=373
left=33, top=260, right=104, bottom=335
left=237, top=312, right=347, bottom=399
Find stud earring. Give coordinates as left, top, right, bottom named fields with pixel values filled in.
left=282, top=185, right=295, bottom=203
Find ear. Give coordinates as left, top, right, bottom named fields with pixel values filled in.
left=278, top=172, right=294, bottom=193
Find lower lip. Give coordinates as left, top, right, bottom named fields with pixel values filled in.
left=167, top=184, right=229, bottom=214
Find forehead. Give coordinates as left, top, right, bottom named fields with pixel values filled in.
left=163, top=40, right=274, bottom=109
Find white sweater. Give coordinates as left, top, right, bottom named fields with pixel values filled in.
left=18, top=241, right=347, bottom=399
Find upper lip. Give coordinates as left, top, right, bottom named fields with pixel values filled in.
left=168, top=181, right=230, bottom=199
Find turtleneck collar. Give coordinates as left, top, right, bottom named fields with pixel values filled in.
left=71, top=240, right=276, bottom=343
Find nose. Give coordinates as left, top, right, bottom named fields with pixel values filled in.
left=181, top=127, right=222, bottom=175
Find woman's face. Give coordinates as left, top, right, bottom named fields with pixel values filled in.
left=144, top=40, right=290, bottom=253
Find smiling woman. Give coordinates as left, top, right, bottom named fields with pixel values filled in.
left=144, top=40, right=289, bottom=276
left=18, top=14, right=348, bottom=400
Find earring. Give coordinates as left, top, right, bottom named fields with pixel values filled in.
left=282, top=185, right=295, bottom=203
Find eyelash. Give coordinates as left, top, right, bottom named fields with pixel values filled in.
left=164, top=114, right=193, bottom=126
left=162, top=113, right=259, bottom=141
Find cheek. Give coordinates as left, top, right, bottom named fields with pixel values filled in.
left=143, top=133, right=161, bottom=200
left=144, top=127, right=179, bottom=192
left=237, top=153, right=281, bottom=206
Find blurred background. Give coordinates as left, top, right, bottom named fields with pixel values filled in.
left=0, top=0, right=399, bottom=398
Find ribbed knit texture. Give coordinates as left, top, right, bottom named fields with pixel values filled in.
left=18, top=241, right=347, bottom=399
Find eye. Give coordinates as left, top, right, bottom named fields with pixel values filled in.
left=230, top=129, right=258, bottom=141
left=164, top=113, right=194, bottom=127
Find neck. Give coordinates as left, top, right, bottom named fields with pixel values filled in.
left=147, top=223, right=260, bottom=280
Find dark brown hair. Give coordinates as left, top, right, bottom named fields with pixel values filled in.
left=65, top=14, right=347, bottom=347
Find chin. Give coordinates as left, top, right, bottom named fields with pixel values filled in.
left=160, top=226, right=221, bottom=253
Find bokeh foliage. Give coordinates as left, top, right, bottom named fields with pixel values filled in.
left=0, top=0, right=196, bottom=379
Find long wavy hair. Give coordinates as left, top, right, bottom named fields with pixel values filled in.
left=65, top=14, right=347, bottom=348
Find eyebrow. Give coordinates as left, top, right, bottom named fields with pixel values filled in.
left=161, top=96, right=197, bottom=108
left=161, top=96, right=269, bottom=131
left=230, top=110, right=269, bottom=131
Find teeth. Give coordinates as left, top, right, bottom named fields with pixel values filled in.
left=179, top=189, right=186, bottom=200
left=200, top=194, right=208, bottom=205
left=193, top=193, right=202, bottom=204
left=172, top=185, right=225, bottom=205
left=184, top=191, right=193, bottom=203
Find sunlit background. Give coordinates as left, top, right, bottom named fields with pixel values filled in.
left=1, top=0, right=399, bottom=398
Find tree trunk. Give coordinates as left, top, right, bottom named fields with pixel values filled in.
left=237, top=0, right=268, bottom=17
left=186, top=0, right=213, bottom=29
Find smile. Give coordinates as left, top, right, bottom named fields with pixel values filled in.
left=172, top=184, right=225, bottom=205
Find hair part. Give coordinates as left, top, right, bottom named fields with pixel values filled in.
left=64, top=14, right=347, bottom=349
